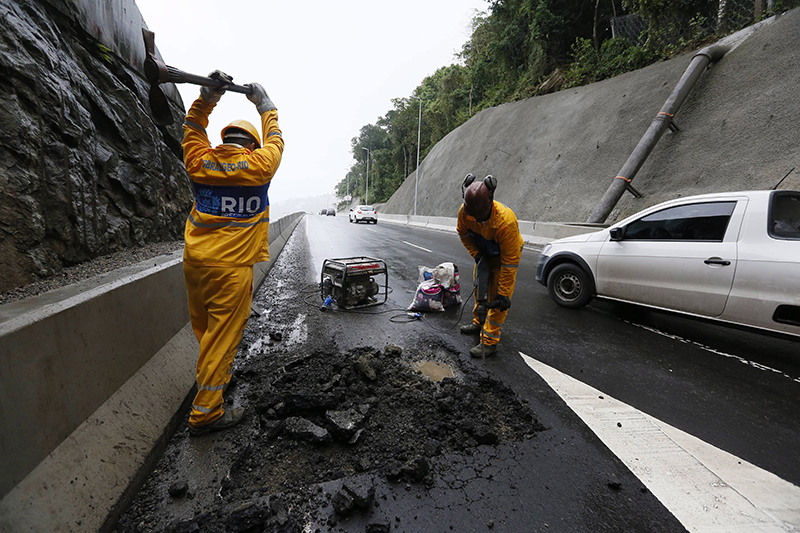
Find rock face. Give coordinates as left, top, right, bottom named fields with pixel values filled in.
left=0, top=0, right=192, bottom=292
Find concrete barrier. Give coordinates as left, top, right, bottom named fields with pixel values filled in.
left=378, top=213, right=409, bottom=225
left=0, top=212, right=303, bottom=533
left=408, top=215, right=429, bottom=228
left=426, top=216, right=457, bottom=233
left=378, top=214, right=604, bottom=245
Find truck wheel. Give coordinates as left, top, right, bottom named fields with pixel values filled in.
left=547, top=263, right=594, bottom=309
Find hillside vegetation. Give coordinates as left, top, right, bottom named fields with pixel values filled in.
left=335, top=0, right=800, bottom=208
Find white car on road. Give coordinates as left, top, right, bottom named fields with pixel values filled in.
left=349, top=205, right=378, bottom=224
left=536, top=190, right=800, bottom=337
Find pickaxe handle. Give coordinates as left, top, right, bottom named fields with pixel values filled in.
left=142, top=29, right=253, bottom=94
left=163, top=66, right=253, bottom=94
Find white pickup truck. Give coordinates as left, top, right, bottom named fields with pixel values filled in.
left=536, top=190, right=800, bottom=338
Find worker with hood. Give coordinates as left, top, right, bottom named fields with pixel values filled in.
left=457, top=174, right=524, bottom=357
left=181, top=71, right=284, bottom=436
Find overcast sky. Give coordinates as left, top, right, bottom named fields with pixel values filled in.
left=135, top=0, right=489, bottom=209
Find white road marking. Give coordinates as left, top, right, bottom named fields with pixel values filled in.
left=520, top=352, right=800, bottom=532
left=622, top=319, right=800, bottom=385
left=402, top=240, right=432, bottom=253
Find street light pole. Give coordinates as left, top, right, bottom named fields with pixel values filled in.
left=361, top=147, right=370, bottom=205
left=410, top=96, right=422, bottom=216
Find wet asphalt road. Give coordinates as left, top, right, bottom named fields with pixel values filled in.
left=309, top=213, right=800, bottom=492
left=119, top=213, right=799, bottom=532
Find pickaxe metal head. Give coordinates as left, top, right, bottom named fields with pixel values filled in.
left=141, top=28, right=253, bottom=126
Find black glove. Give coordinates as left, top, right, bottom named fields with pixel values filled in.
left=200, top=70, right=233, bottom=104
left=496, top=295, right=511, bottom=311
left=245, top=82, right=277, bottom=113
left=474, top=253, right=484, bottom=264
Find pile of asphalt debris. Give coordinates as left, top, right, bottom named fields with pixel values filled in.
left=114, top=336, right=543, bottom=532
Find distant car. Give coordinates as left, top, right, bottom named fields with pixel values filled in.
left=327, top=208, right=336, bottom=216
left=320, top=209, right=327, bottom=215
left=349, top=205, right=378, bottom=224
left=536, top=190, right=800, bottom=338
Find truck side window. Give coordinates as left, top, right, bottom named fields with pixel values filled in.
left=769, top=192, right=800, bottom=239
left=623, top=201, right=736, bottom=241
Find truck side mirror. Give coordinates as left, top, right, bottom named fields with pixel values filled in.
left=609, top=227, right=624, bottom=241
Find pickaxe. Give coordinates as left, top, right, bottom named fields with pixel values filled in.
left=142, top=28, right=253, bottom=125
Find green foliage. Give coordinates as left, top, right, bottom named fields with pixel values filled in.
left=336, top=0, right=782, bottom=206
left=94, top=42, right=114, bottom=64
left=565, top=37, right=658, bottom=87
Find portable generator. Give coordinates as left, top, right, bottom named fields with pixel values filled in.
left=320, top=257, right=388, bottom=309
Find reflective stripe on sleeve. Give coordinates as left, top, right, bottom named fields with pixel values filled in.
left=501, top=263, right=519, bottom=269
left=267, top=131, right=282, bottom=138
left=188, top=213, right=269, bottom=228
left=184, top=119, right=206, bottom=134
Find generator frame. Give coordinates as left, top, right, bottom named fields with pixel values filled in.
left=320, top=257, right=388, bottom=309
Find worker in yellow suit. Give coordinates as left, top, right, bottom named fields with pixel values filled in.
left=457, top=174, right=524, bottom=358
left=181, top=71, right=284, bottom=436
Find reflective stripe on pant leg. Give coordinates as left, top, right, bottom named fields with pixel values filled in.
left=481, top=264, right=504, bottom=346
left=481, top=309, right=507, bottom=346
left=189, top=265, right=254, bottom=426
left=480, top=260, right=517, bottom=346
left=470, top=262, right=480, bottom=326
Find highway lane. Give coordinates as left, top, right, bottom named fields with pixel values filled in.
left=307, top=212, right=800, bottom=491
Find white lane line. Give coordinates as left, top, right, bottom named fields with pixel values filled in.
left=520, top=352, right=800, bottom=532
left=402, top=240, right=432, bottom=253
left=621, top=319, right=800, bottom=386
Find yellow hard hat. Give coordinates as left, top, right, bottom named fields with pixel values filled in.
left=221, top=119, right=260, bottom=148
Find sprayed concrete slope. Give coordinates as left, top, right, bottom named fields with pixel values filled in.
left=382, top=8, right=800, bottom=223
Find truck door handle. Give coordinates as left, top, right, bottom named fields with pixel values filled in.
left=704, top=258, right=731, bottom=266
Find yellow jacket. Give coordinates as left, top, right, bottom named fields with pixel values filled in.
left=182, top=97, right=284, bottom=267
left=457, top=201, right=524, bottom=297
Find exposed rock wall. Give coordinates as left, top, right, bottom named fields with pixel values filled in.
left=383, top=8, right=800, bottom=224
left=0, top=0, right=191, bottom=292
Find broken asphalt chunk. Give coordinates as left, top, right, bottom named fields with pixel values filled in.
left=283, top=417, right=331, bottom=443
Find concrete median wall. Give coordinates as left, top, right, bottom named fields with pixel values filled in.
left=378, top=213, right=601, bottom=246
left=0, top=212, right=303, bottom=533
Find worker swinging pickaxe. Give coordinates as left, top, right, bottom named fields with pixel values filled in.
left=141, top=28, right=253, bottom=125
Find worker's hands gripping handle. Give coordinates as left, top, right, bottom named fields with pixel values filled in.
left=245, top=83, right=277, bottom=114
left=495, top=295, right=511, bottom=311
left=484, top=295, right=511, bottom=312
left=200, top=70, right=233, bottom=104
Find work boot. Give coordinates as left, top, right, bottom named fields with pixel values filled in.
left=469, top=343, right=498, bottom=358
left=460, top=322, right=482, bottom=335
left=188, top=407, right=245, bottom=437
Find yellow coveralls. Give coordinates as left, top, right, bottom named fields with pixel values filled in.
left=182, top=97, right=284, bottom=427
left=457, top=201, right=524, bottom=346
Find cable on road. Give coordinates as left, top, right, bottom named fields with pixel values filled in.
left=297, top=281, right=478, bottom=333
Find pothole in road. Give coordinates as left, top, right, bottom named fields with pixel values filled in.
left=113, top=339, right=544, bottom=532
left=412, top=360, right=455, bottom=381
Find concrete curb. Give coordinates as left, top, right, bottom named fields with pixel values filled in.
left=378, top=213, right=602, bottom=246
left=0, top=212, right=304, bottom=533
